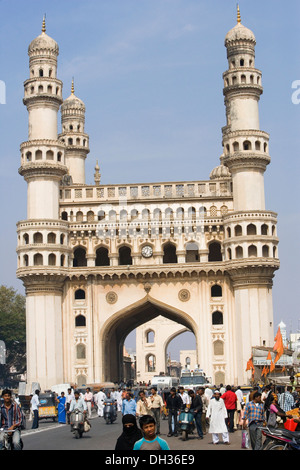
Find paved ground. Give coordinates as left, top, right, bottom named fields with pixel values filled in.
left=21, top=411, right=249, bottom=451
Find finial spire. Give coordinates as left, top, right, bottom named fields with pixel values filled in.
left=94, top=160, right=101, bottom=186
left=237, top=4, right=241, bottom=24
left=71, top=78, right=75, bottom=95
left=42, top=14, right=46, bottom=33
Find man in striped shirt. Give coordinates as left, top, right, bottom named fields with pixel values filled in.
left=279, top=386, right=295, bottom=412
left=0, top=389, right=23, bottom=450
left=243, top=392, right=265, bottom=450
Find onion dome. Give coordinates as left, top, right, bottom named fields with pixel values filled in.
left=210, top=164, right=231, bottom=180
left=62, top=79, right=85, bottom=111
left=28, top=17, right=59, bottom=55
left=225, top=6, right=256, bottom=46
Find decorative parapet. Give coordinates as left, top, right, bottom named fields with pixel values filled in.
left=60, top=179, right=233, bottom=203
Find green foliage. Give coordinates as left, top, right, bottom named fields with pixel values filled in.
left=0, top=286, right=26, bottom=379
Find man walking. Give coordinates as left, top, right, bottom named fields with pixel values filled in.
left=84, top=387, right=93, bottom=419
left=31, top=389, right=40, bottom=429
left=66, top=388, right=75, bottom=424
left=221, top=385, right=237, bottom=433
left=96, top=388, right=106, bottom=417
left=279, top=386, right=295, bottom=413
left=206, top=390, right=229, bottom=445
left=243, top=391, right=265, bottom=450
left=136, top=390, right=152, bottom=417
left=149, top=387, right=164, bottom=435
left=188, top=389, right=204, bottom=439
left=166, top=387, right=182, bottom=437
left=122, top=391, right=137, bottom=416
left=197, top=387, right=209, bottom=435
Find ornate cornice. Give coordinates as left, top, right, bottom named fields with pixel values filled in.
left=18, top=271, right=67, bottom=295
left=19, top=162, right=68, bottom=180
left=223, top=153, right=270, bottom=172
left=223, top=85, right=262, bottom=100
left=225, top=259, right=280, bottom=288
left=34, top=258, right=279, bottom=284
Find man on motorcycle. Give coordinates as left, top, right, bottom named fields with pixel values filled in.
left=0, top=389, right=23, bottom=450
left=69, top=390, right=87, bottom=414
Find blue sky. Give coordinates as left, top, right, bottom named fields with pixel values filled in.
left=0, top=0, right=299, bottom=358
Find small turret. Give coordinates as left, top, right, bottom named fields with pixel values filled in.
left=59, top=79, right=90, bottom=184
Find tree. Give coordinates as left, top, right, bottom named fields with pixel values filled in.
left=0, top=286, right=26, bottom=383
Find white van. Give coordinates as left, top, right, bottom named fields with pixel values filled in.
left=150, top=376, right=179, bottom=390
left=51, top=383, right=72, bottom=396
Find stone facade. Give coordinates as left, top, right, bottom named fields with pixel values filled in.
left=17, top=13, right=279, bottom=391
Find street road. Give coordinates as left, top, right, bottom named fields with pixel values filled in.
left=21, top=410, right=249, bottom=451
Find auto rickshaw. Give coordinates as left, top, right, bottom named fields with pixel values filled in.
left=38, top=393, right=58, bottom=422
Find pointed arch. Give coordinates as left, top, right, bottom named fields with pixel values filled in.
left=100, top=295, right=198, bottom=383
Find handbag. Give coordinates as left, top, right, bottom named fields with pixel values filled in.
left=241, top=430, right=249, bottom=449
left=84, top=419, right=91, bottom=432
left=267, top=412, right=277, bottom=427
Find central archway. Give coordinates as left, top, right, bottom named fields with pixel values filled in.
left=100, top=295, right=198, bottom=383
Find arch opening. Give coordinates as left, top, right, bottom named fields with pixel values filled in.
left=101, top=297, right=198, bottom=383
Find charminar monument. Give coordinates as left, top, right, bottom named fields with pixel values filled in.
left=17, top=9, right=280, bottom=391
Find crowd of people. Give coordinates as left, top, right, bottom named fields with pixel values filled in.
left=1, top=375, right=300, bottom=450
left=112, top=377, right=300, bottom=450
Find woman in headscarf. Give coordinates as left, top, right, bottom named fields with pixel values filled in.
left=115, top=414, right=143, bottom=450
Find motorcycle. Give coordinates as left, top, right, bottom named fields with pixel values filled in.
left=262, top=426, right=300, bottom=450
left=70, top=409, right=85, bottom=439
left=103, top=400, right=117, bottom=424
left=0, top=428, right=23, bottom=450
left=178, top=407, right=195, bottom=441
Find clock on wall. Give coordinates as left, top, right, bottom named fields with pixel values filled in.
left=141, top=245, right=153, bottom=258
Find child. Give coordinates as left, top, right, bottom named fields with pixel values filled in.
left=133, top=414, right=170, bottom=450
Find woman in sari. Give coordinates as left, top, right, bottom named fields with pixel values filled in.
left=56, top=392, right=67, bottom=424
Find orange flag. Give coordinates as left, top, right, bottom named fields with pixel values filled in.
left=270, top=360, right=275, bottom=373
left=246, top=356, right=254, bottom=372
left=273, top=327, right=284, bottom=363
left=267, top=351, right=272, bottom=361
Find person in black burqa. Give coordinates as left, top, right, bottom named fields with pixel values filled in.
left=115, top=414, right=143, bottom=450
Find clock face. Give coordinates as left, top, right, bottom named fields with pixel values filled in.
left=141, top=245, right=153, bottom=258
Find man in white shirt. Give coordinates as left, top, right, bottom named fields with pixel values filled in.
left=95, top=388, right=106, bottom=417
left=116, top=389, right=123, bottom=412
left=84, top=387, right=93, bottom=419
left=204, top=385, right=213, bottom=401
left=149, top=387, right=164, bottom=434
left=235, top=386, right=244, bottom=405
left=69, top=391, right=87, bottom=414
left=66, top=388, right=75, bottom=424
left=206, top=390, right=229, bottom=445
left=31, top=390, right=40, bottom=429
left=178, top=387, right=191, bottom=409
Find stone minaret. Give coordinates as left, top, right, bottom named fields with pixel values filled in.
left=59, top=80, right=90, bottom=184
left=222, top=8, right=280, bottom=383
left=222, top=6, right=270, bottom=211
left=17, top=19, right=68, bottom=390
